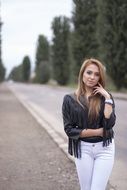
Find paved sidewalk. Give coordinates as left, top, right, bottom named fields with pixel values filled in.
left=0, top=84, right=80, bottom=190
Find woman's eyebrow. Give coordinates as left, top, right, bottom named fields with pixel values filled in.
left=86, top=70, right=99, bottom=74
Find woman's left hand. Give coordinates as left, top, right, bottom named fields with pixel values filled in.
left=92, top=83, right=110, bottom=99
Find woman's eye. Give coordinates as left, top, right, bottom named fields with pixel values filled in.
left=87, top=71, right=92, bottom=75
left=95, top=73, right=99, bottom=77
left=86, top=71, right=100, bottom=77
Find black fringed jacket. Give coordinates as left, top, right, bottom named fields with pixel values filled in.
left=62, top=93, right=116, bottom=158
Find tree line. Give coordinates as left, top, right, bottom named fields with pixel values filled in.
left=0, top=13, right=6, bottom=82
left=5, top=1, right=127, bottom=89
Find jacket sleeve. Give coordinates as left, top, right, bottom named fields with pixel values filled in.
left=62, top=95, right=82, bottom=140
left=102, top=94, right=116, bottom=129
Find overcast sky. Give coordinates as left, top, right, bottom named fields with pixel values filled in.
left=1, top=0, right=72, bottom=75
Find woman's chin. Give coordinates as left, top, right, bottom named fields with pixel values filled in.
left=87, top=84, right=95, bottom=88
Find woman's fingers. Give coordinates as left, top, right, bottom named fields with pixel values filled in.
left=93, top=88, right=100, bottom=94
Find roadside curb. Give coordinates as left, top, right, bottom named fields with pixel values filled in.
left=112, top=93, right=127, bottom=101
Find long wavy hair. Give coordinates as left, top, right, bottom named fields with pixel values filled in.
left=76, top=58, right=106, bottom=122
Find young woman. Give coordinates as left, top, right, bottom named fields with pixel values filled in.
left=62, top=58, right=116, bottom=190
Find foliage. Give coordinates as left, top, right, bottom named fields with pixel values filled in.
left=52, top=16, right=71, bottom=85
left=35, top=61, right=50, bottom=84
left=0, top=62, right=6, bottom=82
left=35, top=34, right=50, bottom=83
left=97, top=0, right=127, bottom=89
left=22, top=56, right=31, bottom=82
left=72, top=0, right=99, bottom=77
left=8, top=64, right=23, bottom=82
left=0, top=19, right=6, bottom=81
left=35, top=35, right=49, bottom=68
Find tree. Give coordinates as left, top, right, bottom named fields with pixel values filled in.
left=72, top=0, right=99, bottom=77
left=35, top=61, right=50, bottom=84
left=97, top=0, right=127, bottom=89
left=0, top=8, right=6, bottom=82
left=8, top=64, right=23, bottom=82
left=52, top=16, right=71, bottom=85
left=35, top=35, right=50, bottom=83
left=22, top=56, right=31, bottom=82
left=35, top=35, right=49, bottom=68
left=0, top=62, right=6, bottom=82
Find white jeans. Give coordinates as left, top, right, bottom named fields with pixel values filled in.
left=75, top=140, right=115, bottom=190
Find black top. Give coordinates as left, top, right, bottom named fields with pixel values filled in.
left=62, top=93, right=116, bottom=158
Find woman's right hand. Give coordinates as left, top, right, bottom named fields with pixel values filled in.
left=97, top=128, right=103, bottom=137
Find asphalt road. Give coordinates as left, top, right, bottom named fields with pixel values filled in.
left=5, top=82, right=127, bottom=189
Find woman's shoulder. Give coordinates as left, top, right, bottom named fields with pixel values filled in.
left=63, top=92, right=77, bottom=102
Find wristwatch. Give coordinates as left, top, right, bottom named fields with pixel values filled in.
left=105, top=99, right=113, bottom=105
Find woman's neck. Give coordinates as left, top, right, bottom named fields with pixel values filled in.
left=85, top=87, right=93, bottom=99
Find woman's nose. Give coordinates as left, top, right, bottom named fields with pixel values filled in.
left=90, top=74, right=95, bottom=79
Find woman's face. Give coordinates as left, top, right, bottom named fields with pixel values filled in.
left=83, top=64, right=100, bottom=88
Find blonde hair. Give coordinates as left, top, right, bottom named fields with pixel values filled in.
left=76, top=58, right=106, bottom=122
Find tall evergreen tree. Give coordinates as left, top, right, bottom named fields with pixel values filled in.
left=35, top=61, right=50, bottom=84
left=52, top=16, right=71, bottom=85
left=72, top=0, right=98, bottom=77
left=0, top=62, right=6, bottom=82
left=8, top=64, right=23, bottom=82
left=97, top=0, right=127, bottom=89
left=22, top=56, right=31, bottom=82
left=35, top=35, right=49, bottom=68
left=0, top=5, right=6, bottom=82
left=0, top=2, right=1, bottom=63
left=35, top=35, right=50, bottom=83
